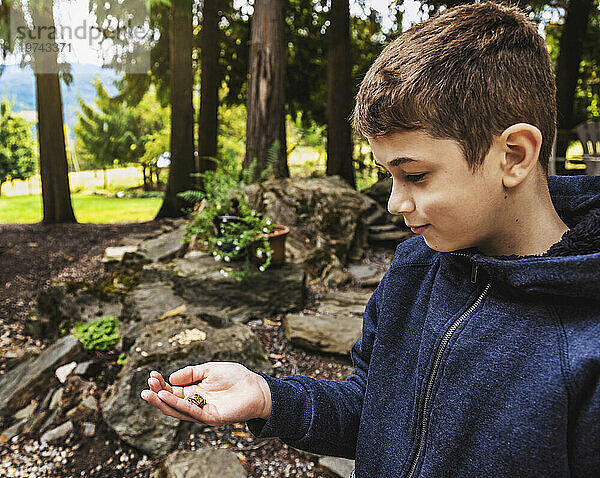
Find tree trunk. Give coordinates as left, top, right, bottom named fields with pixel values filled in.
left=555, top=0, right=594, bottom=175
left=156, top=0, right=195, bottom=218
left=30, top=0, right=75, bottom=223
left=103, top=167, right=108, bottom=190
left=35, top=72, right=76, bottom=223
left=244, top=0, right=288, bottom=180
left=197, top=0, right=219, bottom=180
left=326, top=0, right=355, bottom=188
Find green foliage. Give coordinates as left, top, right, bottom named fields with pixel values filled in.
left=71, top=316, right=120, bottom=351
left=74, top=80, right=169, bottom=173
left=117, top=352, right=128, bottom=365
left=178, top=143, right=280, bottom=281
left=0, top=100, right=36, bottom=193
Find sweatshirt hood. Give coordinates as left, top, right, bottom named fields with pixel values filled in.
left=447, top=175, right=600, bottom=300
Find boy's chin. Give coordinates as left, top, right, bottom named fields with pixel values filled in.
left=422, top=238, right=461, bottom=253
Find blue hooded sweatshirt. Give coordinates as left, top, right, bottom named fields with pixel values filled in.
left=246, top=175, right=600, bottom=478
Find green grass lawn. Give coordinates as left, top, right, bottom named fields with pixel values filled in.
left=0, top=194, right=162, bottom=224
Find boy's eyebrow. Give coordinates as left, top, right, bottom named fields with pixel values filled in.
left=376, top=156, right=422, bottom=167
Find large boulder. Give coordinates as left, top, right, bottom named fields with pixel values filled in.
left=100, top=363, right=180, bottom=458
left=101, top=315, right=272, bottom=458
left=136, top=253, right=305, bottom=324
left=244, top=176, right=379, bottom=275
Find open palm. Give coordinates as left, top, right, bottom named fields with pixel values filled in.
left=141, top=362, right=272, bottom=426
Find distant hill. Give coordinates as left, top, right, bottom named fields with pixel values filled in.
left=0, top=63, right=121, bottom=141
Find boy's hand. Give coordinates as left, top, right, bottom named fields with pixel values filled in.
left=140, top=362, right=272, bottom=426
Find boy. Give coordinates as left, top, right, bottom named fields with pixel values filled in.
left=141, top=2, right=600, bottom=476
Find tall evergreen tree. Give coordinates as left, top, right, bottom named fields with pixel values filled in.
left=326, top=0, right=355, bottom=188
left=244, top=0, right=288, bottom=180
left=30, top=0, right=76, bottom=223
left=156, top=0, right=195, bottom=218
left=197, top=0, right=220, bottom=179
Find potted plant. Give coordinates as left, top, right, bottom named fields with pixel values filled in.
left=178, top=143, right=289, bottom=281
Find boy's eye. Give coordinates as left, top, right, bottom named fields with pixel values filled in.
left=405, top=173, right=427, bottom=182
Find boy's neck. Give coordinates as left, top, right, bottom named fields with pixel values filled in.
left=477, top=178, right=570, bottom=257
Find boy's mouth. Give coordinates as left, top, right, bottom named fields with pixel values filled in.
left=409, top=224, right=430, bottom=234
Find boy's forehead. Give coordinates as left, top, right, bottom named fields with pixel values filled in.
left=369, top=130, right=464, bottom=167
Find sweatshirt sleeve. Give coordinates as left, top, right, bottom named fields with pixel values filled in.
left=245, top=282, right=382, bottom=459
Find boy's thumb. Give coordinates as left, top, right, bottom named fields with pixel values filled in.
left=169, top=363, right=209, bottom=385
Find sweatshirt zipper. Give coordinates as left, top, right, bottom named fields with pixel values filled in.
left=405, top=276, right=491, bottom=478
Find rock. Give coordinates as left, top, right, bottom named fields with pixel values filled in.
left=126, top=317, right=273, bottom=375
left=56, top=361, right=78, bottom=383
left=0, top=418, right=27, bottom=443
left=14, top=401, right=38, bottom=421
left=139, top=255, right=305, bottom=324
left=157, top=449, right=247, bottom=478
left=122, top=281, right=186, bottom=324
left=320, top=255, right=352, bottom=289
left=362, top=177, right=392, bottom=206
left=73, top=360, right=101, bottom=378
left=40, top=387, right=57, bottom=412
left=284, top=290, right=372, bottom=356
left=318, top=456, right=355, bottom=478
left=368, top=224, right=413, bottom=246
left=65, top=395, right=97, bottom=423
left=121, top=225, right=187, bottom=266
left=40, top=420, right=74, bottom=444
left=317, top=291, right=373, bottom=316
left=60, top=376, right=95, bottom=412
left=102, top=246, right=139, bottom=263
left=0, top=344, right=41, bottom=372
left=38, top=408, right=60, bottom=435
left=284, top=313, right=363, bottom=356
left=40, top=407, right=60, bottom=433
left=244, top=176, right=375, bottom=273
left=100, top=364, right=180, bottom=459
left=0, top=336, right=85, bottom=421
left=83, top=422, right=96, bottom=437
left=347, top=263, right=380, bottom=283
left=49, top=388, right=64, bottom=411
left=24, top=282, right=123, bottom=339
left=22, top=409, right=50, bottom=435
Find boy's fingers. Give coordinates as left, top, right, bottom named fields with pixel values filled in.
left=150, top=371, right=172, bottom=392
left=157, top=390, right=206, bottom=420
left=141, top=390, right=203, bottom=423
left=148, top=377, right=185, bottom=398
left=148, top=377, right=163, bottom=393
left=169, top=364, right=209, bottom=386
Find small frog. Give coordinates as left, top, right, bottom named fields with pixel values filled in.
left=186, top=393, right=206, bottom=408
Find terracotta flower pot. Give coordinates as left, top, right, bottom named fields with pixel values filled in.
left=253, top=225, right=290, bottom=266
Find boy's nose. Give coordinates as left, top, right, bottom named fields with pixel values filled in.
left=388, top=184, right=415, bottom=215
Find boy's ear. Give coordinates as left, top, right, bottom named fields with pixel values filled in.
left=498, top=123, right=542, bottom=188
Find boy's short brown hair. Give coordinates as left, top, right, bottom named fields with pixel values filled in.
left=352, top=1, right=556, bottom=177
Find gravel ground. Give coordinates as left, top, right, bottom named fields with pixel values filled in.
left=0, top=221, right=394, bottom=477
